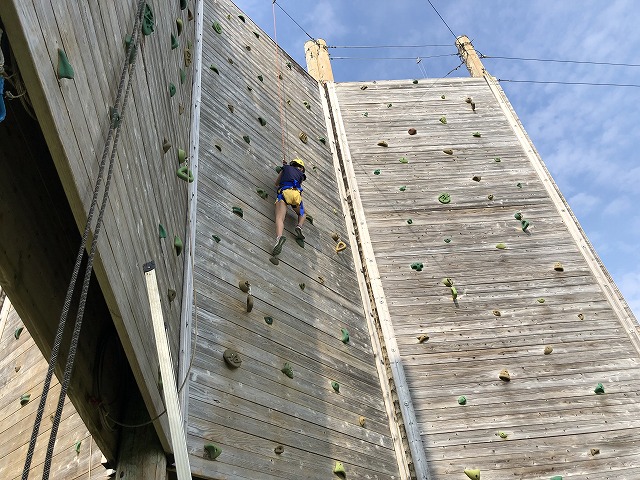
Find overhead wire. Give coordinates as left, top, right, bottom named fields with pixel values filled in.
left=482, top=55, right=640, bottom=68
left=427, top=0, right=457, bottom=40
left=497, top=79, right=640, bottom=88
left=331, top=53, right=459, bottom=61
left=328, top=44, right=451, bottom=49
left=273, top=1, right=315, bottom=41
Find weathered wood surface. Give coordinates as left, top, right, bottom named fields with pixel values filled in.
left=0, top=296, right=108, bottom=480
left=333, top=77, right=640, bottom=479
left=186, top=1, right=401, bottom=479
left=0, top=0, right=196, bottom=456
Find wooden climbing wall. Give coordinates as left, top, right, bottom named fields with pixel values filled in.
left=0, top=293, right=108, bottom=479
left=186, top=1, right=402, bottom=479
left=0, top=0, right=196, bottom=456
left=330, top=77, right=640, bottom=479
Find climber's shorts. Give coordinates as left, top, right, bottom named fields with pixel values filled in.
left=277, top=188, right=302, bottom=208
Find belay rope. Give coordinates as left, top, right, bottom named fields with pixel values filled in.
left=21, top=1, right=146, bottom=479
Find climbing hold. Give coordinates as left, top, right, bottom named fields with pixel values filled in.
left=184, top=48, right=192, bottom=67
left=399, top=157, right=409, bottom=164
left=174, top=236, right=183, bottom=256
left=307, top=215, right=314, bottom=224
left=223, top=349, right=242, bottom=369
left=493, top=310, right=501, bottom=316
left=253, top=31, right=260, bottom=39
left=516, top=182, right=523, bottom=188
left=550, top=477, right=563, bottom=480
left=299, top=283, right=305, bottom=291
left=362, top=112, right=368, bottom=117
left=412, top=79, right=418, bottom=84
left=162, top=139, right=171, bottom=153
left=281, top=363, right=293, bottom=378
left=442, top=278, right=454, bottom=287
left=318, top=276, right=325, bottom=284
left=594, top=383, right=605, bottom=394
left=408, top=128, right=417, bottom=135
left=232, top=206, right=243, bottom=217
left=20, top=394, right=31, bottom=407
left=410, top=262, right=424, bottom=272
left=553, top=262, right=564, bottom=272
left=257, top=74, right=264, bottom=82
left=399, top=186, right=407, bottom=191
left=373, top=169, right=381, bottom=175
left=444, top=238, right=451, bottom=243
left=439, top=116, right=447, bottom=124
left=464, top=469, right=480, bottom=480
left=257, top=116, right=267, bottom=126
left=360, top=85, right=368, bottom=90
left=264, top=316, right=273, bottom=325
left=451, top=286, right=458, bottom=300
left=406, top=219, right=413, bottom=224
left=274, top=445, right=284, bottom=454
left=443, top=149, right=454, bottom=155
left=209, top=64, right=219, bottom=74
left=544, top=346, right=553, bottom=355
left=242, top=135, right=250, bottom=144
left=171, top=34, right=179, bottom=49
left=14, top=327, right=24, bottom=340
left=159, top=224, right=167, bottom=239
left=246, top=295, right=253, bottom=312
left=188, top=9, right=194, bottom=21
left=340, top=328, right=350, bottom=344
left=377, top=140, right=388, bottom=147
left=472, top=175, right=481, bottom=182
left=275, top=165, right=282, bottom=173
left=318, top=137, right=326, bottom=144
left=465, top=97, right=473, bottom=104
left=204, top=444, right=222, bottom=460
left=212, top=235, right=221, bottom=243
left=303, top=101, right=311, bottom=109
left=141, top=4, right=155, bottom=35
left=57, top=49, right=75, bottom=80
left=180, top=0, right=187, bottom=10
left=124, top=35, right=137, bottom=64
left=299, top=132, right=308, bottom=143
left=472, top=132, right=481, bottom=137
left=438, top=193, right=451, bottom=204
left=590, top=448, right=600, bottom=456
left=578, top=313, right=585, bottom=320
left=537, top=298, right=545, bottom=303
left=214, top=144, right=222, bottom=152
left=176, top=18, right=183, bottom=36
left=74, top=440, right=81, bottom=454
left=169, top=83, right=176, bottom=97
left=496, top=243, right=506, bottom=249
left=417, top=334, right=429, bottom=343
left=331, top=381, right=340, bottom=392
left=212, top=21, right=222, bottom=34
left=167, top=289, right=176, bottom=302
left=109, top=107, right=121, bottom=128
left=177, top=148, right=187, bottom=163
left=238, top=281, right=250, bottom=293
left=494, top=157, right=501, bottom=162
left=331, top=232, right=340, bottom=242
left=333, top=461, right=346, bottom=478
left=498, top=431, right=508, bottom=439
left=457, top=396, right=467, bottom=405
left=514, top=212, right=523, bottom=220
left=487, top=194, right=494, bottom=200
left=359, top=416, right=366, bottom=427
left=180, top=68, right=186, bottom=84
left=256, top=188, right=268, bottom=199
left=387, top=103, right=393, bottom=108
left=441, top=95, right=446, bottom=99
left=499, top=369, right=511, bottom=382
left=238, top=14, right=245, bottom=22
left=521, top=220, right=530, bottom=231
left=335, top=241, right=347, bottom=253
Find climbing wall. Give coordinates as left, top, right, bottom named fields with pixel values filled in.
left=330, top=77, right=640, bottom=479
left=185, top=1, right=403, bottom=479
left=0, top=293, right=108, bottom=479
left=0, top=0, right=197, bottom=456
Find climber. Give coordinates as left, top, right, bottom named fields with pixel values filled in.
left=272, top=157, right=306, bottom=256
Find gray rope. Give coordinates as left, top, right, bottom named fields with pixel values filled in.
left=21, top=1, right=145, bottom=478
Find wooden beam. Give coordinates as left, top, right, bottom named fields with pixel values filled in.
left=456, top=35, right=486, bottom=77
left=305, top=38, right=334, bottom=82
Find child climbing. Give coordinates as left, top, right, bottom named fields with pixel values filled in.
left=272, top=158, right=306, bottom=256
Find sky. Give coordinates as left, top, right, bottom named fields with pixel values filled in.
left=233, top=0, right=640, bottom=320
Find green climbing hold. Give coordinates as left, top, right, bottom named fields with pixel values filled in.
left=537, top=298, right=545, bottom=303
left=169, top=83, right=176, bottom=97
left=441, top=94, right=446, bottom=99
left=204, top=444, right=222, bottom=460
left=299, top=283, right=305, bottom=290
left=180, top=0, right=187, bottom=10
left=159, top=224, right=167, bottom=239
left=232, top=206, right=243, bottom=217
left=550, top=477, right=563, bottom=480
left=20, top=393, right=31, bottom=407
left=214, top=144, right=222, bottom=152
left=124, top=35, right=137, bottom=64
left=57, top=48, right=75, bottom=80
left=594, top=383, right=605, bottom=394
left=333, top=461, right=346, bottom=478
left=142, top=4, right=155, bottom=36
left=498, top=431, right=508, bottom=439
left=363, top=112, right=368, bottom=117
left=253, top=31, right=260, bottom=39
left=331, top=381, right=340, bottom=392
left=258, top=117, right=267, bottom=126
left=171, top=34, right=179, bottom=49
left=442, top=278, right=454, bottom=287
left=180, top=68, right=186, bottom=84
left=472, top=132, right=481, bottom=137
left=438, top=193, right=451, bottom=204
left=306, top=215, right=313, bottom=224
left=341, top=328, right=350, bottom=344
left=412, top=79, right=418, bottom=84
left=451, top=286, right=458, bottom=300
left=439, top=116, right=447, bottom=124
left=457, top=395, right=466, bottom=405
left=264, top=316, right=273, bottom=325
left=286, top=61, right=292, bottom=69
left=238, top=15, right=245, bottom=22
left=399, top=186, right=406, bottom=191
left=410, top=262, right=424, bottom=272
left=496, top=243, right=506, bottom=249
left=521, top=220, right=530, bottom=231
left=281, top=363, right=293, bottom=378
left=212, top=21, right=222, bottom=34
left=406, top=219, right=413, bottom=224
left=257, top=74, right=263, bottom=82
left=109, top=107, right=121, bottom=128
left=256, top=188, right=268, bottom=199
left=176, top=166, right=194, bottom=183
left=516, top=182, right=523, bottom=188
left=399, top=157, right=408, bottom=164
left=514, top=212, right=522, bottom=220
left=494, top=157, right=501, bottom=162
left=275, top=165, right=282, bottom=173
left=176, top=18, right=183, bottom=36
left=75, top=440, right=81, bottom=454
left=209, top=64, right=219, bottom=74
left=177, top=148, right=186, bottom=163
left=174, top=236, right=183, bottom=256
left=387, top=103, right=393, bottom=107
left=303, top=101, right=311, bottom=109
left=373, top=169, right=381, bottom=175
left=14, top=327, right=24, bottom=340
left=243, top=135, right=250, bottom=144
left=212, top=235, right=221, bottom=243
left=464, top=468, right=480, bottom=480
left=318, top=137, right=326, bottom=144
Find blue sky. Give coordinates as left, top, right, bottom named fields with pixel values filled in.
left=233, top=0, right=640, bottom=319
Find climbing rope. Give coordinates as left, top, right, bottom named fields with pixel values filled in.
left=21, top=2, right=146, bottom=479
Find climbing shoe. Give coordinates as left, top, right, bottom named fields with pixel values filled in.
left=295, top=225, right=305, bottom=240
left=272, top=236, right=286, bottom=256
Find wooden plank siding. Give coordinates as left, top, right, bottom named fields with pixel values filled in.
left=0, top=294, right=110, bottom=479
left=331, top=77, right=640, bottom=479
left=0, top=0, right=197, bottom=456
left=186, top=1, right=401, bottom=479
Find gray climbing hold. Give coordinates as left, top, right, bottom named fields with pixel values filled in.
left=238, top=280, right=250, bottom=293
left=167, top=289, right=176, bottom=302
left=162, top=139, right=171, bottom=153
left=223, top=349, right=242, bottom=369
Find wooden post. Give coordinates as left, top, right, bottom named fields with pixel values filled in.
left=305, top=38, right=334, bottom=82
left=456, top=35, right=486, bottom=77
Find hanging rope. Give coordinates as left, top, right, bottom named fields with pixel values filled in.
left=21, top=2, right=146, bottom=479
left=272, top=1, right=288, bottom=162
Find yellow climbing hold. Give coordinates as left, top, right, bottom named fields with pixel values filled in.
left=417, top=334, right=429, bottom=343
left=464, top=468, right=480, bottom=480
left=335, top=241, right=347, bottom=253
left=498, top=431, right=508, bottom=439
left=359, top=416, right=366, bottom=427
left=499, top=369, right=511, bottom=382
left=333, top=461, right=346, bottom=478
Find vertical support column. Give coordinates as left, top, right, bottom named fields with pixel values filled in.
left=305, top=38, right=334, bottom=82
left=456, top=35, right=486, bottom=77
